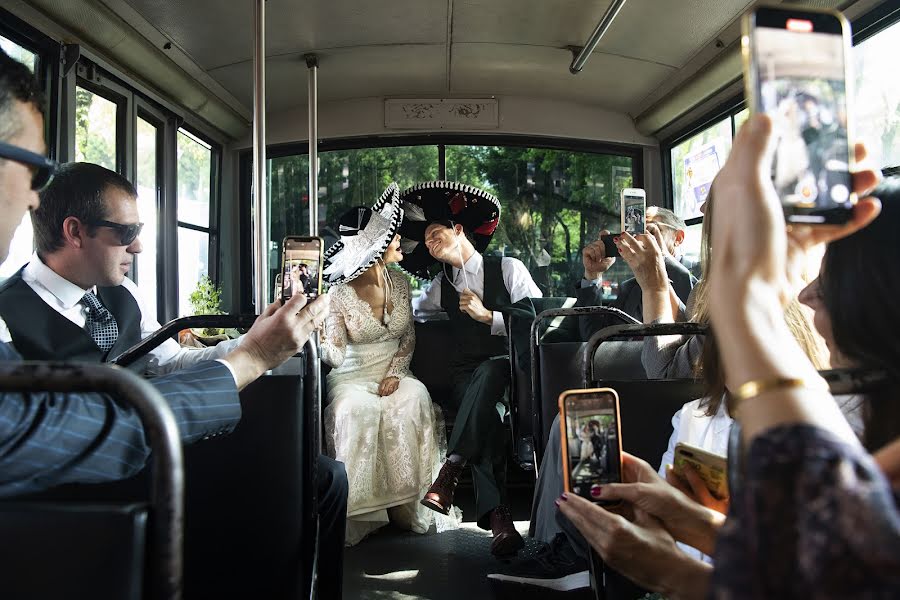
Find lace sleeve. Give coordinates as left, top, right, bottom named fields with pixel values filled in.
left=319, top=290, right=348, bottom=368
left=386, top=275, right=414, bottom=379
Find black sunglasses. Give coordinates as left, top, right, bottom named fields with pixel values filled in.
left=89, top=220, right=144, bottom=246
left=0, top=141, right=58, bottom=191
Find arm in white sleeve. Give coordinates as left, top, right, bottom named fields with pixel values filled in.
left=658, top=407, right=683, bottom=477
left=491, top=257, right=543, bottom=336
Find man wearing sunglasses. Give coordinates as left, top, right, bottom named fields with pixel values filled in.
left=0, top=161, right=241, bottom=374
left=0, top=49, right=337, bottom=502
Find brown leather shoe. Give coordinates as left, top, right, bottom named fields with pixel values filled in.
left=489, top=505, right=525, bottom=557
left=420, top=461, right=464, bottom=515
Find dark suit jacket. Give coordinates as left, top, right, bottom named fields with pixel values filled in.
left=574, top=256, right=697, bottom=341
left=0, top=341, right=240, bottom=497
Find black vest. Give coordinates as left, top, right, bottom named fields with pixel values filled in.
left=0, top=267, right=143, bottom=365
left=440, top=255, right=512, bottom=369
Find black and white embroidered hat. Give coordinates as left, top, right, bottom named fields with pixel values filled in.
left=396, top=180, right=502, bottom=280
left=323, top=183, right=403, bottom=285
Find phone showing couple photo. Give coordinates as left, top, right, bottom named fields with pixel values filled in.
left=559, top=388, right=623, bottom=506
left=743, top=5, right=854, bottom=224
left=601, top=188, right=646, bottom=259
left=281, top=236, right=324, bottom=303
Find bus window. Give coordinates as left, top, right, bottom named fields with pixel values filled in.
left=177, top=129, right=214, bottom=316
left=135, top=116, right=159, bottom=319
left=854, top=19, right=900, bottom=172
left=75, top=87, right=117, bottom=171
left=446, top=145, right=634, bottom=298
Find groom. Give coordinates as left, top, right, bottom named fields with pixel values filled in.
left=400, top=182, right=541, bottom=556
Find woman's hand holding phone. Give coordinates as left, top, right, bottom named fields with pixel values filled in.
left=591, top=452, right=725, bottom=557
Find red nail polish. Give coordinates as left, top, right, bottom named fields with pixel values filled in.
left=614, top=236, right=620, bottom=243
left=554, top=499, right=561, bottom=508
left=560, top=493, right=569, bottom=501
left=590, top=485, right=602, bottom=497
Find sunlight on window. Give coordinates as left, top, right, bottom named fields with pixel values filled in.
left=136, top=117, right=159, bottom=319
left=75, top=87, right=117, bottom=170
left=178, top=228, right=209, bottom=317
left=0, top=214, right=34, bottom=279
left=0, top=36, right=35, bottom=72
left=177, top=129, right=211, bottom=228
left=670, top=118, right=732, bottom=221
left=854, top=20, right=900, bottom=169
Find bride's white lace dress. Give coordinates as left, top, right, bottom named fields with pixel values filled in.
left=321, top=269, right=460, bottom=545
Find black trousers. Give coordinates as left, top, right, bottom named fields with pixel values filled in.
left=317, top=455, right=348, bottom=599
left=447, top=355, right=511, bottom=530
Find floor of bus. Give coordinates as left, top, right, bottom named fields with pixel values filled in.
left=343, top=466, right=594, bottom=599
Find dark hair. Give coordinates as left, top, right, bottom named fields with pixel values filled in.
left=0, top=49, right=45, bottom=144
left=821, top=177, right=900, bottom=450
left=34, top=162, right=137, bottom=255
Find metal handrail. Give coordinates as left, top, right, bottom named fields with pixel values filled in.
left=111, top=314, right=259, bottom=368
left=582, top=321, right=708, bottom=387
left=529, top=306, right=639, bottom=463
left=0, top=362, right=184, bottom=600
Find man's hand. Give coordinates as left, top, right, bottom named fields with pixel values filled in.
left=378, top=376, right=400, bottom=396
left=223, top=293, right=330, bottom=389
left=459, top=289, right=492, bottom=324
left=583, top=229, right=616, bottom=280
left=616, top=232, right=669, bottom=294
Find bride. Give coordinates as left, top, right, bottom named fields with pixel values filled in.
left=320, top=183, right=460, bottom=545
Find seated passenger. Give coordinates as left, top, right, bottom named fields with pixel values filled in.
left=400, top=181, right=541, bottom=557
left=549, top=206, right=696, bottom=342
left=0, top=52, right=348, bottom=599
left=559, top=117, right=900, bottom=598
left=320, top=189, right=459, bottom=545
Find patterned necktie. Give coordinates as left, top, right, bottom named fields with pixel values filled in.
left=81, top=292, right=119, bottom=352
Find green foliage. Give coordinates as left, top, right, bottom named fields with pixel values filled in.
left=189, top=275, right=223, bottom=316
left=268, top=144, right=634, bottom=297
left=74, top=88, right=117, bottom=170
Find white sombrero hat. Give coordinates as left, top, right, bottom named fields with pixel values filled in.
left=323, top=183, right=403, bottom=285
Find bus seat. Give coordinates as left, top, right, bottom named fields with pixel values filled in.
left=0, top=362, right=183, bottom=600
left=411, top=319, right=459, bottom=419
left=0, top=502, right=147, bottom=600
left=591, top=340, right=647, bottom=381
left=506, top=297, right=574, bottom=471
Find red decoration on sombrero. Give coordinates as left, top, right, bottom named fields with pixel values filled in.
left=474, top=217, right=499, bottom=235
left=448, top=192, right=467, bottom=215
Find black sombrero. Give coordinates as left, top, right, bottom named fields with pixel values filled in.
left=323, top=183, right=403, bottom=285
left=396, top=181, right=502, bottom=280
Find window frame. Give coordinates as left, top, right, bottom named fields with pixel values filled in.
left=239, top=134, right=645, bottom=312
left=662, top=3, right=900, bottom=215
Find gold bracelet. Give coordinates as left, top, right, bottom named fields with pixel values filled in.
left=731, top=376, right=829, bottom=402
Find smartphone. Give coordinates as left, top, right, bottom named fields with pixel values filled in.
left=673, top=442, right=728, bottom=500
left=601, top=233, right=619, bottom=259
left=743, top=6, right=854, bottom=224
left=620, top=188, right=646, bottom=234
left=281, top=236, right=323, bottom=303
left=559, top=388, right=623, bottom=505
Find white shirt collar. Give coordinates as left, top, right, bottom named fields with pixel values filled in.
left=452, top=251, right=482, bottom=280
left=23, top=253, right=91, bottom=310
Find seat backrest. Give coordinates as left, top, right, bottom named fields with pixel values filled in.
left=411, top=319, right=458, bottom=417
left=507, top=297, right=573, bottom=470
left=0, top=502, right=148, bottom=600
left=599, top=380, right=705, bottom=466
left=592, top=341, right=647, bottom=381
left=535, top=341, right=585, bottom=461
left=15, top=372, right=317, bottom=600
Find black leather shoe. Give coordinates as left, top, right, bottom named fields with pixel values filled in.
left=420, top=461, right=464, bottom=515
left=490, top=505, right=525, bottom=557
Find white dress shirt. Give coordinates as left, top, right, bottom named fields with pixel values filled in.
left=0, top=254, right=240, bottom=377
left=412, top=252, right=542, bottom=336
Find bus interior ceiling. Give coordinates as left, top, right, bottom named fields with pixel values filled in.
left=0, top=0, right=894, bottom=598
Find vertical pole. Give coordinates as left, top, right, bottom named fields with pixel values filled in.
left=306, top=54, right=319, bottom=236
left=252, top=0, right=269, bottom=311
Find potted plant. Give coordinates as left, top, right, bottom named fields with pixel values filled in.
left=184, top=275, right=238, bottom=345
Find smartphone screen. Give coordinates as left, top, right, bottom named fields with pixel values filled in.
left=748, top=8, right=853, bottom=224
left=560, top=389, right=622, bottom=504
left=621, top=189, right=646, bottom=234
left=282, top=236, right=323, bottom=302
